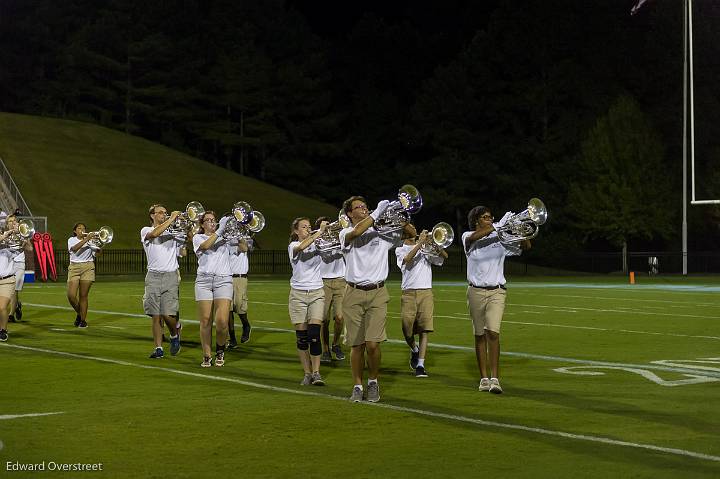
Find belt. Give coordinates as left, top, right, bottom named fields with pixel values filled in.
left=232, top=274, right=248, bottom=278
left=469, top=283, right=506, bottom=290
left=347, top=281, right=385, bottom=291
left=0, top=274, right=14, bottom=280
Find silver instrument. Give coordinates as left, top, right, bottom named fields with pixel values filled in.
left=421, top=222, right=454, bottom=255
left=495, top=198, right=547, bottom=244
left=2, top=218, right=35, bottom=248
left=314, top=209, right=351, bottom=251
left=374, top=184, right=423, bottom=233
left=85, top=226, right=114, bottom=247
left=223, top=201, right=265, bottom=240
left=167, top=201, right=205, bottom=235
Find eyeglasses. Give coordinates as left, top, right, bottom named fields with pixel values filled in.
left=203, top=219, right=216, bottom=224
left=352, top=204, right=368, bottom=212
left=479, top=215, right=494, bottom=220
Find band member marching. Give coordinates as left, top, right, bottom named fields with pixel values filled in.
left=6, top=214, right=32, bottom=323
left=141, top=204, right=186, bottom=359
left=463, top=206, right=530, bottom=394
left=288, top=217, right=329, bottom=385
left=340, top=196, right=411, bottom=403
left=228, top=236, right=253, bottom=348
left=0, top=226, right=25, bottom=341
left=193, top=211, right=233, bottom=367
left=67, top=223, right=104, bottom=328
left=395, top=223, right=448, bottom=378
left=315, top=216, right=346, bottom=362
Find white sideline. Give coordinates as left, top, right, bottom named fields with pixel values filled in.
left=0, top=412, right=64, bottom=420
left=22, top=303, right=720, bottom=378
left=1, top=343, right=719, bottom=464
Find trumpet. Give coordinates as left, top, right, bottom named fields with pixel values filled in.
left=420, top=222, right=454, bottom=255
left=1, top=218, right=35, bottom=248
left=84, top=226, right=114, bottom=247
left=374, top=184, right=423, bottom=233
left=167, top=201, right=205, bottom=235
left=495, top=198, right=547, bottom=244
left=314, top=209, right=351, bottom=251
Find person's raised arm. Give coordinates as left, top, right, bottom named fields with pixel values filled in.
left=344, top=200, right=389, bottom=243
left=402, top=230, right=427, bottom=265
left=293, top=222, right=327, bottom=255
left=145, top=211, right=181, bottom=240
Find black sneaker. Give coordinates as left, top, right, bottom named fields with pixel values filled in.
left=170, top=336, right=181, bottom=356
left=78, top=320, right=88, bottom=328
left=332, top=344, right=345, bottom=361
left=415, top=365, right=428, bottom=378
left=15, top=301, right=22, bottom=321
left=74, top=314, right=81, bottom=327
left=8, top=314, right=15, bottom=323
left=149, top=347, right=164, bottom=359
left=240, top=324, right=251, bottom=343
left=0, top=329, right=7, bottom=341
left=410, top=350, right=420, bottom=370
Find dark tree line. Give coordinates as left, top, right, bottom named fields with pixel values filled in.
left=1, top=0, right=719, bottom=262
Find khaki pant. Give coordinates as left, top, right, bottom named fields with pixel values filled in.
left=467, top=286, right=506, bottom=334
left=232, top=276, right=249, bottom=314
left=288, top=287, right=325, bottom=325
left=67, top=261, right=95, bottom=282
left=0, top=276, right=15, bottom=299
left=343, top=285, right=389, bottom=346
left=400, top=289, right=434, bottom=333
left=322, top=277, right=346, bottom=320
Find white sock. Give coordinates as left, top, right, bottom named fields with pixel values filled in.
left=156, top=346, right=163, bottom=351
left=170, top=335, right=178, bottom=339
left=354, top=384, right=363, bottom=391
left=417, top=358, right=425, bottom=367
left=368, top=378, right=378, bottom=386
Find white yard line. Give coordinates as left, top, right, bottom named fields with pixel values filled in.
left=1, top=342, right=718, bottom=464
left=0, top=412, right=64, bottom=420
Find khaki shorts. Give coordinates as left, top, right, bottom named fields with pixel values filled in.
left=467, top=286, right=507, bottom=335
left=232, top=276, right=249, bottom=314
left=67, top=261, right=95, bottom=282
left=343, top=285, right=389, bottom=346
left=144, top=271, right=180, bottom=317
left=14, top=261, right=25, bottom=291
left=0, top=276, right=15, bottom=299
left=322, top=277, right=346, bottom=320
left=288, top=287, right=325, bottom=325
left=400, top=289, right=434, bottom=334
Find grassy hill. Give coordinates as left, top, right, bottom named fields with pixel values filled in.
left=0, top=112, right=337, bottom=249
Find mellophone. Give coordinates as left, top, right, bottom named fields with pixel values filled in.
left=165, top=201, right=266, bottom=240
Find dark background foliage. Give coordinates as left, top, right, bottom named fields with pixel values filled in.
left=1, top=0, right=719, bottom=260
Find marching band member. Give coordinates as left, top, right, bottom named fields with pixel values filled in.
left=463, top=206, right=530, bottom=394
left=141, top=204, right=185, bottom=359
left=227, top=236, right=253, bottom=348
left=6, top=214, right=32, bottom=323
left=67, top=223, right=103, bottom=328
left=395, top=223, right=447, bottom=378
left=193, top=211, right=232, bottom=367
left=314, top=216, right=346, bottom=362
left=288, top=217, right=328, bottom=385
left=0, top=226, right=24, bottom=341
left=339, top=196, right=410, bottom=403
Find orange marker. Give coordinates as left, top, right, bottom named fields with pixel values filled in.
left=629, top=271, right=635, bottom=284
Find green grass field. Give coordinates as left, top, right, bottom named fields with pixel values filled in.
left=0, top=112, right=336, bottom=249
left=1, top=276, right=719, bottom=478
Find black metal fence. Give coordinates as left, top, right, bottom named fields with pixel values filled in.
left=45, top=249, right=720, bottom=277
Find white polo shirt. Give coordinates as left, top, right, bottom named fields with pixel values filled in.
left=395, top=244, right=444, bottom=290
left=229, top=239, right=252, bottom=275
left=339, top=227, right=401, bottom=285
left=0, top=246, right=21, bottom=276
left=68, top=237, right=98, bottom=263
left=462, top=231, right=521, bottom=287
left=193, top=234, right=232, bottom=276
left=288, top=241, right=324, bottom=290
left=141, top=226, right=183, bottom=273
left=13, top=250, right=25, bottom=263
left=319, top=248, right=345, bottom=279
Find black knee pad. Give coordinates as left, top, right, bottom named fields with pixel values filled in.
left=308, top=323, right=322, bottom=356
left=296, top=329, right=309, bottom=350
